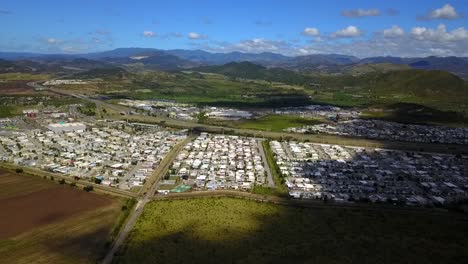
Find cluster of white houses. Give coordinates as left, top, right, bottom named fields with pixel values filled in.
left=270, top=141, right=468, bottom=205
left=169, top=133, right=267, bottom=191
left=287, top=119, right=468, bottom=145
left=274, top=105, right=360, bottom=121
left=0, top=121, right=186, bottom=190
left=119, top=99, right=254, bottom=121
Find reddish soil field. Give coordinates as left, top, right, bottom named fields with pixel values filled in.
left=0, top=81, right=35, bottom=94
left=0, top=185, right=112, bottom=239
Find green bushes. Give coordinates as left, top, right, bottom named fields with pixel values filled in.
left=109, top=198, right=137, bottom=242
left=83, top=185, right=94, bottom=192
left=261, top=141, right=287, bottom=193
left=117, top=197, right=468, bottom=264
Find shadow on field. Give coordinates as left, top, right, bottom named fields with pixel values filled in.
left=113, top=196, right=468, bottom=264
left=368, top=102, right=468, bottom=126
left=113, top=138, right=468, bottom=264
left=44, top=226, right=111, bottom=262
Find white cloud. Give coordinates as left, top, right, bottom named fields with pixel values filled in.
left=427, top=3, right=459, bottom=20
left=203, top=38, right=297, bottom=55
left=143, top=31, right=156, bottom=38
left=342, top=8, right=380, bottom=17
left=332, top=26, right=362, bottom=38
left=188, top=32, right=206, bottom=40
left=383, top=25, right=404, bottom=38
left=411, top=24, right=468, bottom=42
left=201, top=23, right=468, bottom=58
left=46, top=38, right=59, bottom=44
left=302, top=27, right=320, bottom=36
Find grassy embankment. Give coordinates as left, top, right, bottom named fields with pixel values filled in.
left=251, top=141, right=287, bottom=196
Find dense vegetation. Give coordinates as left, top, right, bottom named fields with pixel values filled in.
left=194, top=61, right=313, bottom=86
left=0, top=105, right=14, bottom=118
left=68, top=70, right=313, bottom=108
left=62, top=65, right=468, bottom=124
left=78, top=102, right=97, bottom=116
left=71, top=67, right=129, bottom=80
left=117, top=198, right=468, bottom=264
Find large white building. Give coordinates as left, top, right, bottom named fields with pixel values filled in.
left=47, top=123, right=86, bottom=133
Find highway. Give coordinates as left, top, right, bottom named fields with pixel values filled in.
left=43, top=86, right=468, bottom=155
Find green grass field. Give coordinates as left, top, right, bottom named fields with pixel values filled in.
left=62, top=71, right=312, bottom=108
left=117, top=197, right=468, bottom=264
left=207, top=115, right=324, bottom=132
left=0, top=73, right=52, bottom=81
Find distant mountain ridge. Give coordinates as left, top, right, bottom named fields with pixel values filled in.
left=1, top=48, right=468, bottom=79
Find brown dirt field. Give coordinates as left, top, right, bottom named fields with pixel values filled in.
left=0, top=81, right=35, bottom=94
left=0, top=200, right=123, bottom=264
left=0, top=87, right=34, bottom=94
left=0, top=169, right=125, bottom=264
left=0, top=170, right=54, bottom=199
left=0, top=176, right=112, bottom=239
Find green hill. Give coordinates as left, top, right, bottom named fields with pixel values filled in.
left=316, top=69, right=467, bottom=98
left=310, top=69, right=468, bottom=122
left=70, top=67, right=130, bottom=80
left=194, top=61, right=312, bottom=86
left=346, top=63, right=410, bottom=75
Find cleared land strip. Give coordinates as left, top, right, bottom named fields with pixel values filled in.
left=258, top=139, right=274, bottom=187
left=102, top=135, right=194, bottom=264
left=116, top=114, right=468, bottom=155
left=152, top=190, right=455, bottom=215
left=0, top=163, right=137, bottom=199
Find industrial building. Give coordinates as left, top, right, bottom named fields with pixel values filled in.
left=47, top=122, right=87, bottom=133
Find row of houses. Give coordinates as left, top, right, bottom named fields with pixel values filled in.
left=270, top=141, right=468, bottom=205
left=168, top=133, right=267, bottom=191
left=287, top=119, right=468, bottom=145
left=0, top=121, right=187, bottom=190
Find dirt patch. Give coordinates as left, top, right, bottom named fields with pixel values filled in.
left=0, top=81, right=35, bottom=94
left=0, top=186, right=112, bottom=239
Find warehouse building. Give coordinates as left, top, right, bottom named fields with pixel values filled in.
left=47, top=122, right=86, bottom=133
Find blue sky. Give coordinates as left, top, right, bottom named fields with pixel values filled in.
left=0, top=0, right=467, bottom=57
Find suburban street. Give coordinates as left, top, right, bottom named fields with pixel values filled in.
left=102, top=136, right=194, bottom=264
left=258, top=139, right=275, bottom=187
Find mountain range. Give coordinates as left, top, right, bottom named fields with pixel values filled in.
left=1, top=48, right=468, bottom=79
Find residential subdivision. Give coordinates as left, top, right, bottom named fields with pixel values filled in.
left=270, top=140, right=468, bottom=205
left=163, top=133, right=268, bottom=192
